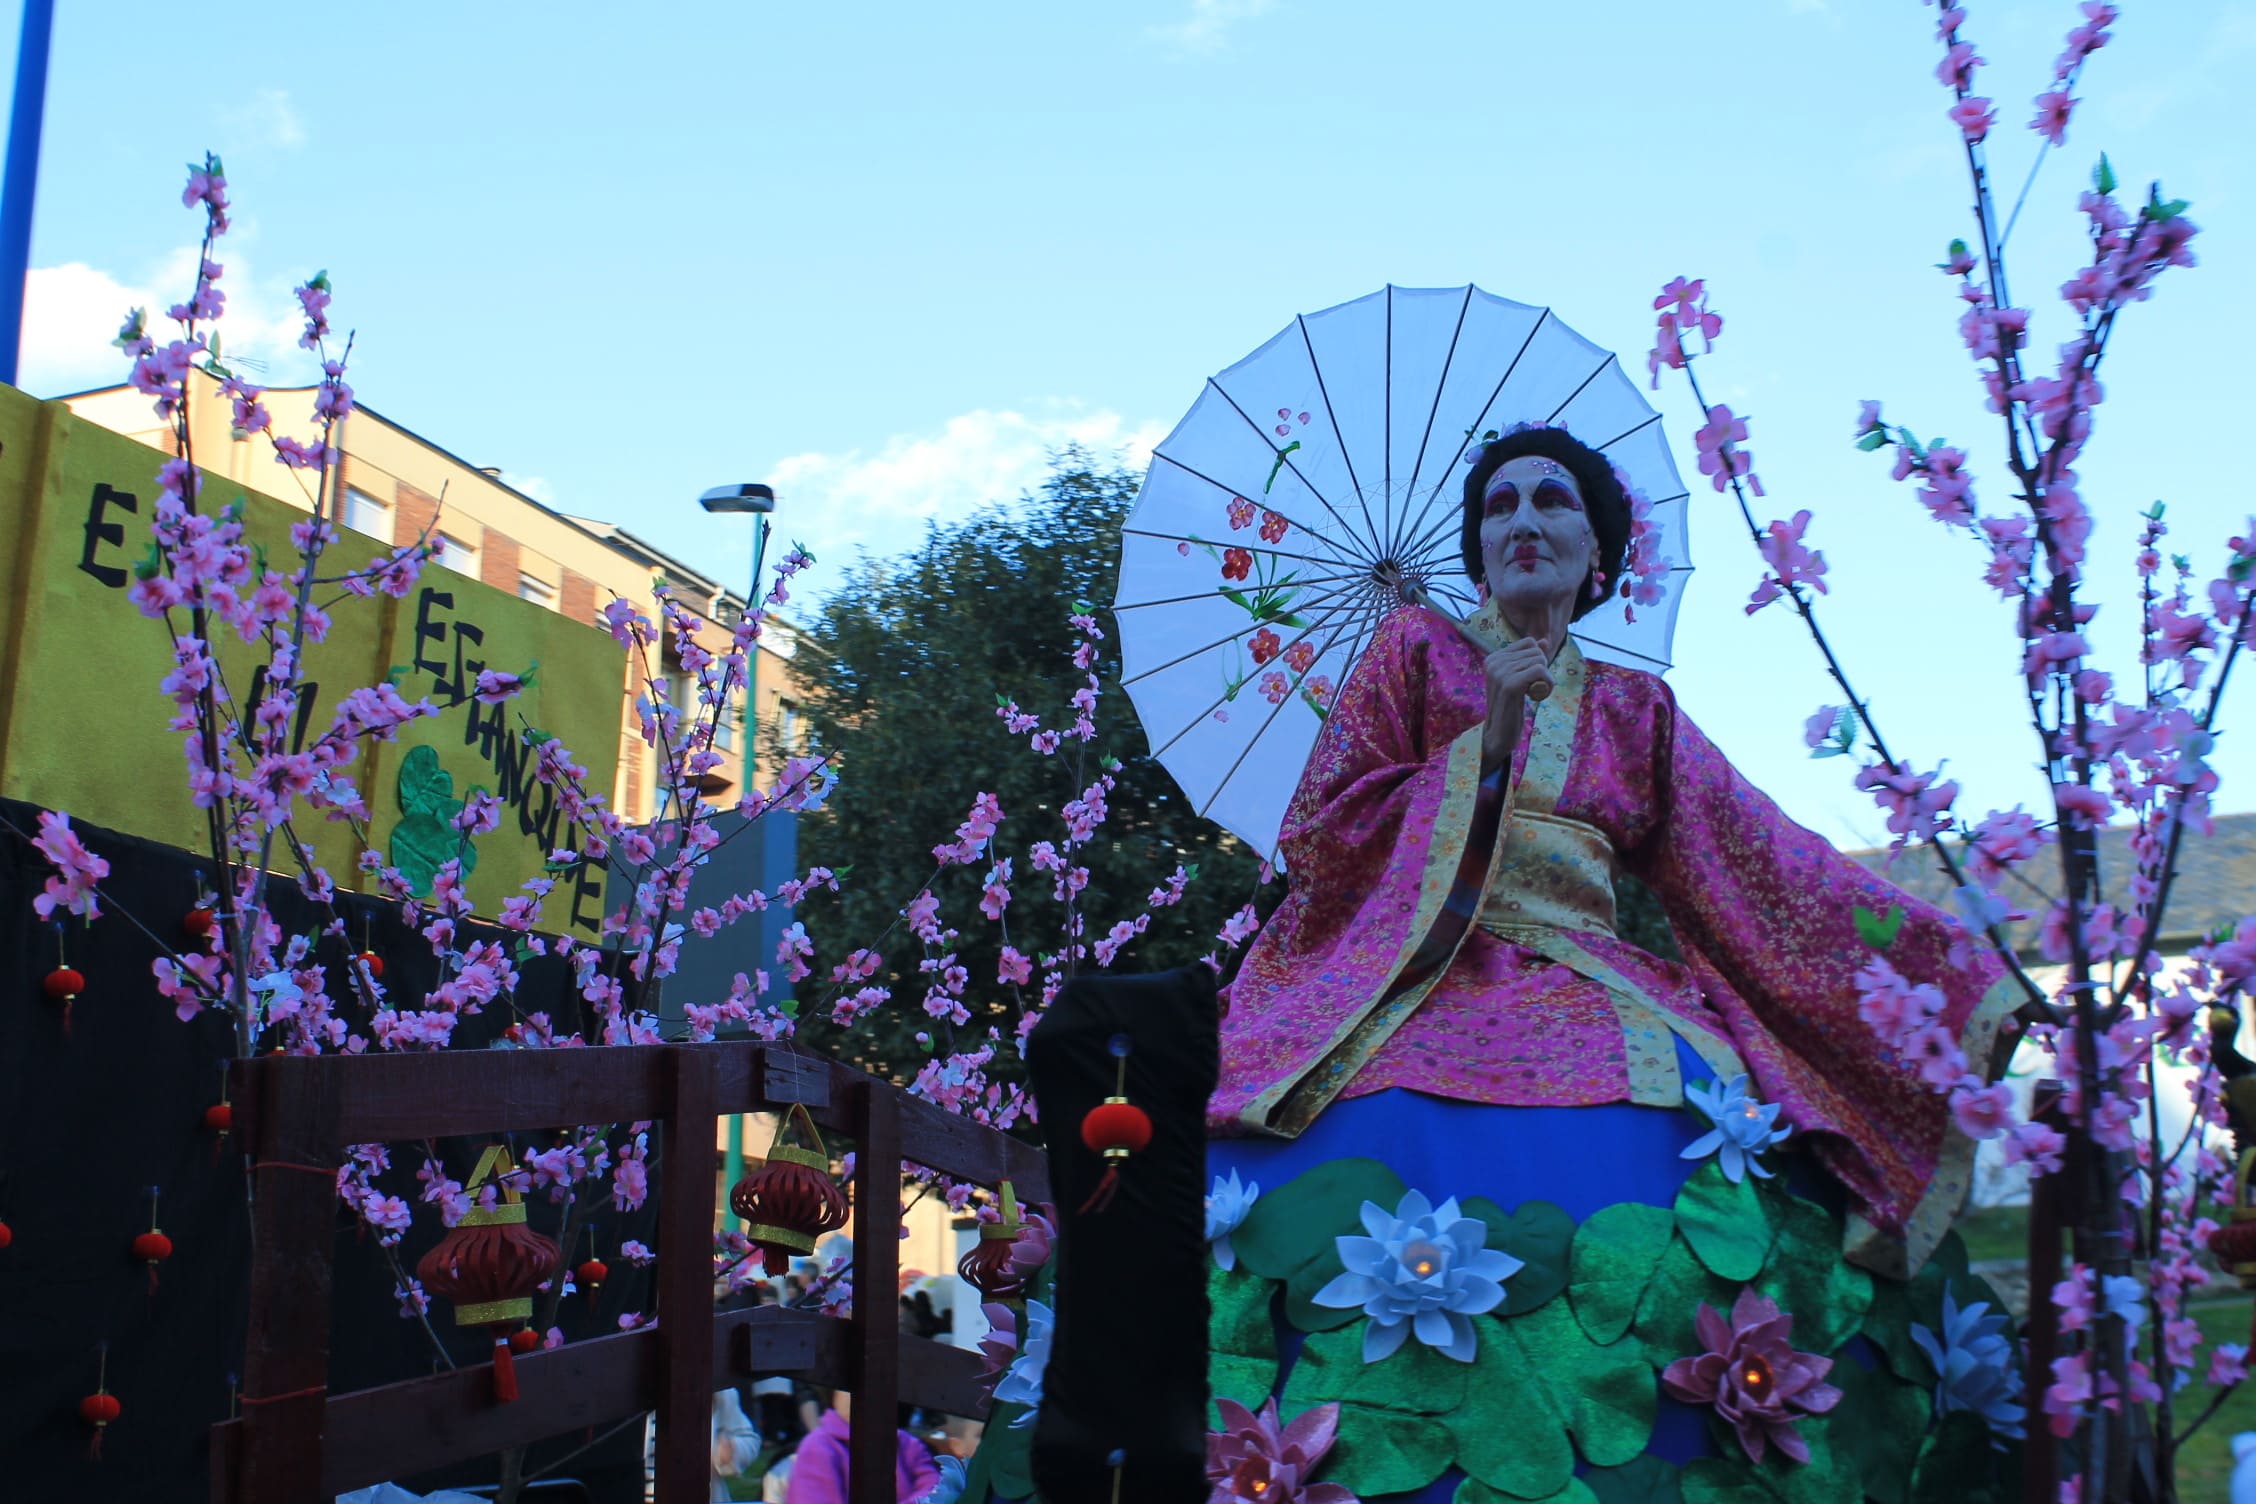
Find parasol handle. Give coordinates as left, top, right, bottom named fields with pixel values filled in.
left=1383, top=571, right=1552, bottom=703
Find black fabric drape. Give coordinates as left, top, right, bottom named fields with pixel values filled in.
left=1025, top=965, right=1219, bottom=1504
left=0, top=798, right=656, bottom=1502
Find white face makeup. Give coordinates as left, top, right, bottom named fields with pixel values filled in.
left=1478, top=455, right=1597, bottom=623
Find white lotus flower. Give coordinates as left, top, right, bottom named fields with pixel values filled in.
left=1311, top=1189, right=1521, bottom=1364
left=994, top=1298, right=1053, bottom=1428
left=1681, top=1074, right=1793, bottom=1183
left=1207, top=1169, right=1261, bottom=1271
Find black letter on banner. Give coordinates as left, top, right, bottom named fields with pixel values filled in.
left=412, top=589, right=454, bottom=683
left=80, top=483, right=137, bottom=589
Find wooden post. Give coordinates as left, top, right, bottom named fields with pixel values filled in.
left=850, top=1080, right=902, bottom=1504
left=654, top=1046, right=721, bottom=1503
left=2025, top=1080, right=2065, bottom=1504
left=232, top=1056, right=342, bottom=1503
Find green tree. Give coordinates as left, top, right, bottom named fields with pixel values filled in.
left=785, top=449, right=1270, bottom=1082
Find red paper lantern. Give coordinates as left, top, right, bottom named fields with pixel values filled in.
left=1075, top=1036, right=1151, bottom=1214
left=133, top=1189, right=172, bottom=1296
left=43, top=967, right=85, bottom=1001
left=183, top=906, right=216, bottom=940
left=956, top=1181, right=1029, bottom=1300
left=354, top=950, right=384, bottom=981
left=575, top=1257, right=609, bottom=1304
left=1080, top=1100, right=1153, bottom=1158
left=415, top=1146, right=560, bottom=1404
left=0, top=1219, right=13, bottom=1250
left=729, top=1103, right=849, bottom=1277
left=507, top=1327, right=542, bottom=1354
left=203, top=1102, right=233, bottom=1135
left=82, top=1344, right=120, bottom=1460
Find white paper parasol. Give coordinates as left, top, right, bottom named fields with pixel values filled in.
left=1113, top=284, right=1695, bottom=865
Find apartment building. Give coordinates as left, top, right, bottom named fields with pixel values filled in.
left=63, top=373, right=818, bottom=822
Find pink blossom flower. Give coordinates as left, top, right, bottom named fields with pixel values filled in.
left=1694, top=406, right=1761, bottom=496
left=31, top=810, right=110, bottom=920
left=2030, top=89, right=2075, bottom=146
left=1661, top=1289, right=1842, bottom=1464
left=1747, top=512, right=1824, bottom=614
left=1949, top=1079, right=2016, bottom=1139
left=1949, top=96, right=1998, bottom=144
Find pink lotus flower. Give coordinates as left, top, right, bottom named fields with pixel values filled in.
left=1661, top=1290, right=1842, bottom=1465
left=1206, top=1398, right=1354, bottom=1504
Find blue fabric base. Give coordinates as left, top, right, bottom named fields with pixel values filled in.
left=1208, top=1039, right=1745, bottom=1500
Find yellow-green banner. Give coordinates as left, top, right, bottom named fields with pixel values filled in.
left=0, top=384, right=617, bottom=938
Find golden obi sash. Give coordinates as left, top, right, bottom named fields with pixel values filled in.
left=1477, top=810, right=1618, bottom=938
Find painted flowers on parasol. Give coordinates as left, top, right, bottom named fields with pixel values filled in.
left=1113, top=285, right=1695, bottom=863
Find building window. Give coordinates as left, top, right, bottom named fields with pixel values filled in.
left=713, top=694, right=738, bottom=753
left=777, top=699, right=805, bottom=757
left=342, top=487, right=390, bottom=541
left=435, top=532, right=477, bottom=573
left=518, top=573, right=557, bottom=610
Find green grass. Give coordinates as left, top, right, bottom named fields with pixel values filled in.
left=2171, top=1300, right=2256, bottom=1499
left=1957, top=1203, right=2031, bottom=1267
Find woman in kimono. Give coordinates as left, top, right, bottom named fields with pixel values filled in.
left=1200, top=426, right=2024, bottom=1503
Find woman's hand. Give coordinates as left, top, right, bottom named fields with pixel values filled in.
left=1483, top=637, right=1553, bottom=710
left=1481, top=636, right=1552, bottom=769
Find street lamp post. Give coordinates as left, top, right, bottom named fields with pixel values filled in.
left=698, top=483, right=774, bottom=1225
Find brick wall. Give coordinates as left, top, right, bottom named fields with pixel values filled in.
left=560, top=568, right=599, bottom=628
left=394, top=481, right=439, bottom=552
left=480, top=531, right=521, bottom=596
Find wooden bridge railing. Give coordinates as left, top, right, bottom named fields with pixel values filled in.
left=208, top=1040, right=1051, bottom=1503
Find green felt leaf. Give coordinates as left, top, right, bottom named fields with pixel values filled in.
left=1318, top=1401, right=1453, bottom=1497
left=1830, top=1358, right=1931, bottom=1504
left=397, top=743, right=454, bottom=816
left=1462, top=1196, right=1575, bottom=1314
left=1585, top=1455, right=1687, bottom=1504
left=1230, top=1157, right=1405, bottom=1333
left=1861, top=1234, right=1971, bottom=1380
left=1751, top=1190, right=1870, bottom=1356
left=1457, top=1477, right=1602, bottom=1504
left=1855, top=430, right=1890, bottom=451
left=1208, top=1262, right=1280, bottom=1423
left=389, top=809, right=470, bottom=898
left=1453, top=1298, right=1655, bottom=1495
left=1908, top=1411, right=2005, bottom=1504
left=979, top=1401, right=1037, bottom=1501
left=1570, top=1202, right=1676, bottom=1344
left=1675, top=1164, right=1774, bottom=1282
left=1682, top=1413, right=1857, bottom=1504
left=1632, top=1235, right=1740, bottom=1362
left=1853, top=903, right=1904, bottom=951
left=2094, top=154, right=2118, bottom=194
left=1278, top=1320, right=1469, bottom=1416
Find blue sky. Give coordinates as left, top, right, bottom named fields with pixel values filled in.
left=10, top=0, right=2256, bottom=851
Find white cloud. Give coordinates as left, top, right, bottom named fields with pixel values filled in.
left=1148, top=0, right=1275, bottom=55
left=764, top=404, right=1165, bottom=583
left=221, top=88, right=306, bottom=150
left=20, top=246, right=324, bottom=398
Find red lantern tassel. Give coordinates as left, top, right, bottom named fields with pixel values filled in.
left=490, top=1336, right=519, bottom=1403
left=1077, top=1164, right=1122, bottom=1216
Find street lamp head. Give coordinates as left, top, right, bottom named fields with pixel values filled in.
left=698, top=483, right=777, bottom=515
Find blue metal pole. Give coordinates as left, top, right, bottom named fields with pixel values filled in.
left=0, top=0, right=56, bottom=387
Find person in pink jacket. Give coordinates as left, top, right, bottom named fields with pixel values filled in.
left=783, top=1390, right=939, bottom=1504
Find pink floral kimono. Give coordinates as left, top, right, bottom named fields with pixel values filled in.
left=1211, top=600, right=2015, bottom=1278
